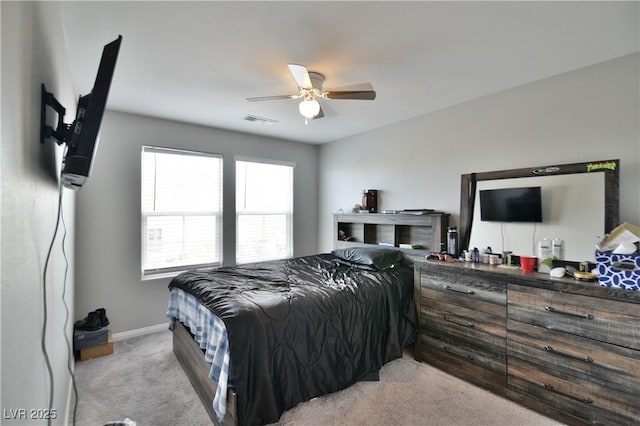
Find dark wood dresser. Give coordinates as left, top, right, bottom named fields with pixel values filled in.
left=414, top=260, right=640, bottom=426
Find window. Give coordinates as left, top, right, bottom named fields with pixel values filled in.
left=236, top=158, right=294, bottom=264
left=141, top=146, right=222, bottom=277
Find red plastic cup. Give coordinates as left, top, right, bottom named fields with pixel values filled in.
left=520, top=256, right=537, bottom=273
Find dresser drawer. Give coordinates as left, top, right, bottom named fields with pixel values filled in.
left=421, top=332, right=506, bottom=372
left=509, top=356, right=639, bottom=425
left=420, top=332, right=506, bottom=394
left=421, top=298, right=506, bottom=349
left=508, top=284, right=640, bottom=350
left=508, top=320, right=640, bottom=400
left=420, top=269, right=506, bottom=317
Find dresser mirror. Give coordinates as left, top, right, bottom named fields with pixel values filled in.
left=460, top=160, right=619, bottom=263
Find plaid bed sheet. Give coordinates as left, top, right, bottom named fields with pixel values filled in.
left=167, top=288, right=232, bottom=422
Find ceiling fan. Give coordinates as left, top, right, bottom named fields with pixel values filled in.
left=247, top=64, right=376, bottom=123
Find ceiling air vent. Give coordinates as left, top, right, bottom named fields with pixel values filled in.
left=243, top=115, right=278, bottom=125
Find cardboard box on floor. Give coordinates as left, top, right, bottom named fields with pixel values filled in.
left=79, top=332, right=114, bottom=361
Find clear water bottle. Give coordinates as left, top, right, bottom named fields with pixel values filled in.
left=447, top=227, right=458, bottom=256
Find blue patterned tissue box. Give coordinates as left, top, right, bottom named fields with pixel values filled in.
left=596, top=250, right=640, bottom=291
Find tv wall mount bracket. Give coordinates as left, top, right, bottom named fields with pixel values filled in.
left=40, top=84, right=74, bottom=146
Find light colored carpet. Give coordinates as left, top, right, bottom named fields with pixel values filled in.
left=73, top=330, right=562, bottom=426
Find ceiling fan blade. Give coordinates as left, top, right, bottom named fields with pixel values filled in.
left=246, top=94, right=298, bottom=102
left=324, top=90, right=376, bottom=100
left=288, top=64, right=313, bottom=89
left=312, top=105, right=325, bottom=120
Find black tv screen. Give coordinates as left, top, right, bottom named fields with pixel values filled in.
left=62, top=35, right=122, bottom=190
left=479, top=186, right=542, bottom=223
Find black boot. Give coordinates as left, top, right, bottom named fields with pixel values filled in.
left=74, top=311, right=102, bottom=331
left=95, top=308, right=110, bottom=328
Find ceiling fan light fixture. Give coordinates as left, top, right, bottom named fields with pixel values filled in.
left=298, top=99, right=320, bottom=119
left=247, top=64, right=376, bottom=122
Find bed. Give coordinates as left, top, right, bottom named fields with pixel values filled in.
left=167, top=247, right=416, bottom=426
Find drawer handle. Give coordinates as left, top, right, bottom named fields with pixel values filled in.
left=544, top=306, right=594, bottom=320
left=544, top=345, right=593, bottom=363
left=444, top=315, right=475, bottom=329
left=443, top=345, right=475, bottom=361
left=543, top=384, right=593, bottom=405
left=445, top=285, right=475, bottom=295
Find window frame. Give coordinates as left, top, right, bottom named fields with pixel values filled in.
left=234, top=156, right=295, bottom=265
left=141, top=146, right=223, bottom=279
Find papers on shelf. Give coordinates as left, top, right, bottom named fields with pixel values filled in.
left=382, top=209, right=435, bottom=215
left=399, top=243, right=424, bottom=249
left=378, top=241, right=395, bottom=247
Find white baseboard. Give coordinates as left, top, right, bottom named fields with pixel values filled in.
left=111, top=322, right=169, bottom=342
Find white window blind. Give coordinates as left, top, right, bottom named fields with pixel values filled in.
left=141, top=146, right=222, bottom=277
left=236, top=159, right=294, bottom=264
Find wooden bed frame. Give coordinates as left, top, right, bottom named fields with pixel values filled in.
left=171, top=238, right=425, bottom=425
left=173, top=321, right=238, bottom=426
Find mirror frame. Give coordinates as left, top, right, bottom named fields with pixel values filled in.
left=459, top=159, right=620, bottom=252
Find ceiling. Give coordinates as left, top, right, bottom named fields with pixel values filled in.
left=59, top=1, right=639, bottom=145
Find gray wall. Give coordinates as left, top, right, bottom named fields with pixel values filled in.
left=75, top=111, right=319, bottom=333
left=318, top=54, right=640, bottom=253
left=77, top=54, right=639, bottom=336
left=1, top=2, right=76, bottom=424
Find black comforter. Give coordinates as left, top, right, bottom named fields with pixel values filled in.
left=169, top=253, right=416, bottom=426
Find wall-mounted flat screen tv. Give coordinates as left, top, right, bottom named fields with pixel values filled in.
left=479, top=186, right=542, bottom=223
left=62, top=35, right=122, bottom=190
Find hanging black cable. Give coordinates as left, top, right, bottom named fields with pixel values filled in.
left=60, top=189, right=78, bottom=425
left=42, top=146, right=80, bottom=425
left=42, top=176, right=64, bottom=426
